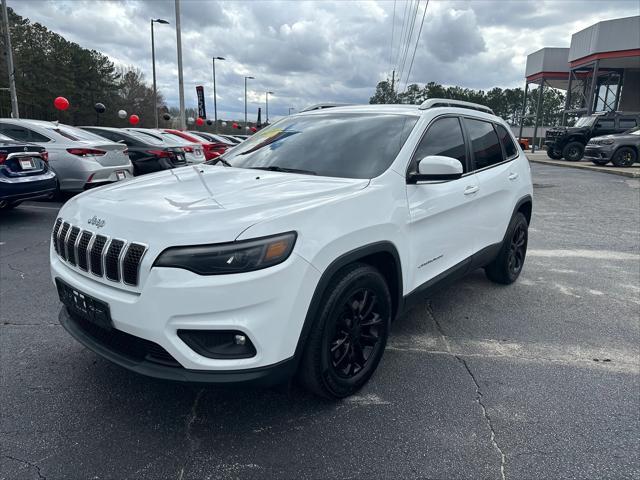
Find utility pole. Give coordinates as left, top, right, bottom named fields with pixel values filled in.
left=244, top=76, right=254, bottom=131
left=174, top=0, right=186, bottom=129
left=212, top=57, right=224, bottom=132
left=391, top=69, right=395, bottom=101
left=1, top=0, right=19, bottom=118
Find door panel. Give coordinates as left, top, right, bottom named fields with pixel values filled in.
left=406, top=175, right=478, bottom=291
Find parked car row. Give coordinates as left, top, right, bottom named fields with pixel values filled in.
left=544, top=111, right=640, bottom=166
left=0, top=118, right=246, bottom=210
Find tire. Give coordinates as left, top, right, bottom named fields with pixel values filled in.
left=485, top=212, right=528, bottom=285
left=590, top=158, right=609, bottom=166
left=562, top=141, right=584, bottom=161
left=546, top=149, right=562, bottom=160
left=611, top=147, right=637, bottom=167
left=297, top=263, right=391, bottom=399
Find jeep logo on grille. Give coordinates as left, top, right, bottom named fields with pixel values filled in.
left=87, top=216, right=106, bottom=228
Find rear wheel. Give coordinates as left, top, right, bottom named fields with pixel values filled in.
left=546, top=149, right=562, bottom=160
left=298, top=263, right=391, bottom=398
left=485, top=212, right=528, bottom=285
left=562, top=141, right=584, bottom=161
left=611, top=147, right=637, bottom=167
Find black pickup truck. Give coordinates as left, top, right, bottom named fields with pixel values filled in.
left=544, top=112, right=640, bottom=161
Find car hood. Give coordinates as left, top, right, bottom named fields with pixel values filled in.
left=59, top=165, right=369, bottom=246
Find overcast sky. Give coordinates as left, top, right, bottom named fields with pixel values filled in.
left=10, top=0, right=639, bottom=121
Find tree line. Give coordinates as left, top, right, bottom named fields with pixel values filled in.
left=370, top=79, right=565, bottom=126
left=0, top=7, right=164, bottom=127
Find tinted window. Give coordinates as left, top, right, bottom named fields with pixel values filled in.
left=223, top=113, right=418, bottom=179
left=127, top=130, right=163, bottom=145
left=0, top=124, right=50, bottom=143
left=619, top=118, right=638, bottom=129
left=496, top=124, right=517, bottom=158
left=465, top=118, right=503, bottom=170
left=595, top=119, right=615, bottom=129
left=411, top=117, right=467, bottom=172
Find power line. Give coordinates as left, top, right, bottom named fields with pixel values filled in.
left=389, top=0, right=396, bottom=71
left=394, top=0, right=410, bottom=76
left=403, top=0, right=429, bottom=91
left=397, top=0, right=420, bottom=87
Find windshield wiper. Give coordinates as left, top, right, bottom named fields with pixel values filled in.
left=251, top=166, right=317, bottom=175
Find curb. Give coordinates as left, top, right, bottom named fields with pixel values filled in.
left=526, top=157, right=640, bottom=179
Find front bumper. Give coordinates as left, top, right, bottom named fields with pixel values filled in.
left=51, top=249, right=321, bottom=378
left=59, top=306, right=297, bottom=385
left=584, top=145, right=615, bottom=160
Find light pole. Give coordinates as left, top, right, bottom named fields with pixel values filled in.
left=212, top=56, right=224, bottom=132
left=244, top=76, right=254, bottom=130
left=151, top=18, right=170, bottom=128
left=175, top=0, right=186, bottom=130
left=265, top=91, right=274, bottom=124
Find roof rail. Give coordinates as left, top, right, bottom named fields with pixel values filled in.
left=419, top=98, right=494, bottom=115
left=299, top=103, right=353, bottom=112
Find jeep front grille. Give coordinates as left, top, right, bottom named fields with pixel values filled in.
left=53, top=219, right=148, bottom=287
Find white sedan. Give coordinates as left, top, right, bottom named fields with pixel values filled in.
left=0, top=119, right=133, bottom=192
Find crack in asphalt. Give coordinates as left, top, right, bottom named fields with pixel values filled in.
left=2, top=454, right=46, bottom=479
left=0, top=240, right=49, bottom=260
left=6, top=263, right=26, bottom=278
left=177, top=388, right=205, bottom=480
left=428, top=301, right=507, bottom=480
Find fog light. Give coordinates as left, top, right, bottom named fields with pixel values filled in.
left=177, top=330, right=256, bottom=359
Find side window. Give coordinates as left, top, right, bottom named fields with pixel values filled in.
left=464, top=118, right=503, bottom=170
left=595, top=119, right=615, bottom=129
left=619, top=118, right=637, bottom=129
left=0, top=125, right=34, bottom=142
left=495, top=124, right=517, bottom=159
left=411, top=117, right=467, bottom=172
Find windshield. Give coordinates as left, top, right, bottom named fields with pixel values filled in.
left=221, top=113, right=418, bottom=179
left=574, top=116, right=597, bottom=128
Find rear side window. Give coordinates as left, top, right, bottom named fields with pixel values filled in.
left=0, top=124, right=51, bottom=143
left=619, top=118, right=638, bottom=129
left=495, top=124, right=517, bottom=159
left=411, top=117, right=467, bottom=172
left=465, top=118, right=503, bottom=170
left=595, top=119, right=615, bottom=129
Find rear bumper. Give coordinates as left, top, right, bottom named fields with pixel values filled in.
left=0, top=173, right=57, bottom=201
left=59, top=306, right=297, bottom=385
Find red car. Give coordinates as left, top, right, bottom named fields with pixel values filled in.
left=163, top=129, right=228, bottom=160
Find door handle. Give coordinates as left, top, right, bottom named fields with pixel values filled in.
left=464, top=185, right=479, bottom=195
left=508, top=172, right=519, bottom=180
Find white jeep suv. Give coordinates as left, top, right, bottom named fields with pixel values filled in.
left=51, top=100, right=532, bottom=398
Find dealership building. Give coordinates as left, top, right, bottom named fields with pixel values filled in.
left=519, top=15, right=639, bottom=148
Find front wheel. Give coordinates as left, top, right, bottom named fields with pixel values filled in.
left=611, top=147, right=637, bottom=167
left=485, top=212, right=528, bottom=285
left=297, top=263, right=391, bottom=398
left=546, top=149, right=562, bottom=160
left=562, top=141, right=584, bottom=161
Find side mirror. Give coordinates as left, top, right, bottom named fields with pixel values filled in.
left=408, top=155, right=463, bottom=183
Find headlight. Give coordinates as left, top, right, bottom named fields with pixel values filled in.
left=154, top=232, right=297, bottom=275
left=601, top=139, right=614, bottom=145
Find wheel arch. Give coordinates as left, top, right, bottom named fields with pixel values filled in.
left=514, top=195, right=533, bottom=225
left=293, top=241, right=403, bottom=363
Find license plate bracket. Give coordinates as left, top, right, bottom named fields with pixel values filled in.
left=56, top=278, right=113, bottom=330
left=116, top=170, right=126, bottom=180
left=19, top=158, right=35, bottom=170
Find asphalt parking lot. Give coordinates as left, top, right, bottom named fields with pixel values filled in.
left=1, top=163, right=639, bottom=480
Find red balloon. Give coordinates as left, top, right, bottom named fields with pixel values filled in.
left=250, top=127, right=257, bottom=132
left=54, top=96, right=69, bottom=111
left=129, top=114, right=140, bottom=125
left=196, top=117, right=204, bottom=126
left=232, top=122, right=239, bottom=129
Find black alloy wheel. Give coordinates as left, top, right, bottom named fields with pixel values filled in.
left=611, top=147, right=637, bottom=167
left=330, top=288, right=384, bottom=378
left=508, top=223, right=527, bottom=277
left=562, top=141, right=585, bottom=161
left=298, top=263, right=391, bottom=398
